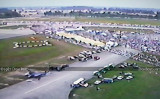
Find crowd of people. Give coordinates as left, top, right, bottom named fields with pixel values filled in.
left=122, top=34, right=160, bottom=56
left=132, top=53, right=160, bottom=67
left=30, top=21, right=160, bottom=62
left=109, top=49, right=136, bottom=57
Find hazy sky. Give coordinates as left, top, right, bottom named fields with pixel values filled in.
left=0, top=0, right=160, bottom=9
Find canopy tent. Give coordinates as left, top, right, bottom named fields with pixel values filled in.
left=56, top=32, right=105, bottom=47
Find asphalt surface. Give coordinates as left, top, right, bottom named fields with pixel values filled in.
left=0, top=47, right=139, bottom=99
left=0, top=28, right=34, bottom=39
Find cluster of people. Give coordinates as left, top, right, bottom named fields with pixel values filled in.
left=109, top=49, right=136, bottom=57
left=132, top=53, right=160, bottom=67
left=123, top=34, right=160, bottom=56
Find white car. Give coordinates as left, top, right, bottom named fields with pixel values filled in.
left=92, top=51, right=97, bottom=54
left=94, top=80, right=101, bottom=85
left=117, top=76, right=124, bottom=80
left=126, top=76, right=133, bottom=80
left=124, top=72, right=133, bottom=76
left=81, top=83, right=89, bottom=87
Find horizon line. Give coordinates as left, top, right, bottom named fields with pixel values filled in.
left=0, top=6, right=160, bottom=10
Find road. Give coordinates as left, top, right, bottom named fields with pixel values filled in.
left=1, top=21, right=159, bottom=31
left=0, top=47, right=139, bottom=99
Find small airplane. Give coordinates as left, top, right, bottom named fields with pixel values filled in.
left=25, top=69, right=47, bottom=80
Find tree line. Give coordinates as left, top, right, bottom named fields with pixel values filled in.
left=0, top=8, right=21, bottom=18
left=44, top=10, right=160, bottom=20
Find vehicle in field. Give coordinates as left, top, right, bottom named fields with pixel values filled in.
left=126, top=76, right=134, bottom=80
left=71, top=78, right=89, bottom=88
left=102, top=78, right=114, bottom=83
left=117, top=76, right=124, bottom=80
left=93, top=71, right=103, bottom=78
left=94, top=80, right=102, bottom=85
left=124, top=72, right=133, bottom=76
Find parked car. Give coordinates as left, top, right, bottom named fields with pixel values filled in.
left=126, top=76, right=134, bottom=80
left=94, top=80, right=102, bottom=85
left=102, top=78, right=113, bottom=83
left=117, top=76, right=124, bottom=80
left=94, top=56, right=100, bottom=60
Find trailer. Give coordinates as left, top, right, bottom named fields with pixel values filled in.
left=71, top=78, right=89, bottom=88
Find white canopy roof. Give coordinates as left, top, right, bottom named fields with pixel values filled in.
left=73, top=78, right=85, bottom=85
left=56, top=32, right=105, bottom=47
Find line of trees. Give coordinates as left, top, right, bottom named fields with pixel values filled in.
left=0, top=8, right=21, bottom=18
left=44, top=10, right=160, bottom=19
left=155, top=12, right=160, bottom=19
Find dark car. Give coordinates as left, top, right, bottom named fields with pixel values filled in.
left=94, top=56, right=100, bottom=60
left=49, top=64, right=69, bottom=71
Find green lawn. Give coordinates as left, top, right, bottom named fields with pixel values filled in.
left=0, top=35, right=85, bottom=68
left=76, top=17, right=160, bottom=26
left=69, top=60, right=160, bottom=99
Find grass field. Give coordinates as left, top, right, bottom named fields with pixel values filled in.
left=1, top=17, right=160, bottom=26
left=76, top=17, right=160, bottom=26
left=69, top=60, right=160, bottom=99
left=0, top=34, right=87, bottom=89
left=0, top=25, right=27, bottom=29
left=0, top=35, right=86, bottom=68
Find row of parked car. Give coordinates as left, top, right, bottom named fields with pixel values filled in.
left=93, top=64, right=115, bottom=78
left=118, top=62, right=139, bottom=69
left=93, top=63, right=137, bottom=85
left=69, top=50, right=100, bottom=62
left=94, top=72, right=134, bottom=85
left=70, top=62, right=137, bottom=88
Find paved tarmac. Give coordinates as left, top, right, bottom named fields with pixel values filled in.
left=0, top=28, right=34, bottom=39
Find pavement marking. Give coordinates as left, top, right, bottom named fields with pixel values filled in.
left=24, top=74, right=71, bottom=94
